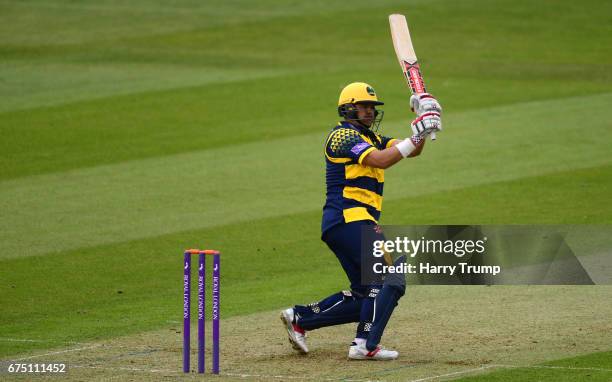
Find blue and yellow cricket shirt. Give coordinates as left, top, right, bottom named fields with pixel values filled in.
left=321, top=121, right=397, bottom=235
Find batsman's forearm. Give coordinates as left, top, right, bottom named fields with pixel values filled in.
left=363, top=137, right=425, bottom=169
left=390, top=138, right=425, bottom=153
left=362, top=147, right=403, bottom=169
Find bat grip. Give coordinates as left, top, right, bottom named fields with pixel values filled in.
left=430, top=132, right=437, bottom=141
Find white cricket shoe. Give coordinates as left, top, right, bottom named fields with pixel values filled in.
left=348, top=342, right=398, bottom=360
left=280, top=308, right=308, bottom=354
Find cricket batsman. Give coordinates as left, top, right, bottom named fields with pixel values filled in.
left=281, top=82, right=442, bottom=360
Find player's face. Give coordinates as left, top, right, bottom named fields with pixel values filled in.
left=355, top=103, right=376, bottom=127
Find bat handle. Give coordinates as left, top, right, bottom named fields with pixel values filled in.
left=430, top=132, right=437, bottom=141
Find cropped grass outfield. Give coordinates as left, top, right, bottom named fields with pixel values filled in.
left=1, top=0, right=611, bottom=380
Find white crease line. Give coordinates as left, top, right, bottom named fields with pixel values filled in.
left=9, top=345, right=101, bottom=361
left=225, top=373, right=379, bottom=382
left=0, top=338, right=43, bottom=343
left=224, top=373, right=307, bottom=380
left=408, top=365, right=497, bottom=382
left=491, top=364, right=612, bottom=372
left=1, top=337, right=166, bottom=350
left=71, top=366, right=378, bottom=381
left=0, top=337, right=87, bottom=345
left=72, top=364, right=177, bottom=374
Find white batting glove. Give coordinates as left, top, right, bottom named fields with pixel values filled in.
left=411, top=112, right=442, bottom=137
left=410, top=93, right=442, bottom=116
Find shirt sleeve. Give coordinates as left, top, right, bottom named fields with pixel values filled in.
left=379, top=135, right=398, bottom=149
left=325, top=128, right=375, bottom=164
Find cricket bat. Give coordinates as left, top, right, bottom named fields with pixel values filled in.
left=388, top=14, right=436, bottom=140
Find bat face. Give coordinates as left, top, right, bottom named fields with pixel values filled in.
left=389, top=14, right=416, bottom=60
left=389, top=13, right=437, bottom=140
left=389, top=14, right=426, bottom=95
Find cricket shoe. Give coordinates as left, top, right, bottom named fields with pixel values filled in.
left=280, top=308, right=308, bottom=354
left=348, top=342, right=398, bottom=360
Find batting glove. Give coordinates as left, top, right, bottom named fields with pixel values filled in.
left=411, top=112, right=442, bottom=137
left=410, top=93, right=442, bottom=116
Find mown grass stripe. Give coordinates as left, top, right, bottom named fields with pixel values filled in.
left=2, top=93, right=611, bottom=259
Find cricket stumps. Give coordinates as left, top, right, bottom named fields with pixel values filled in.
left=183, top=249, right=220, bottom=374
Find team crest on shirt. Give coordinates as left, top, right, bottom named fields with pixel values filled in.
left=351, top=142, right=369, bottom=155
